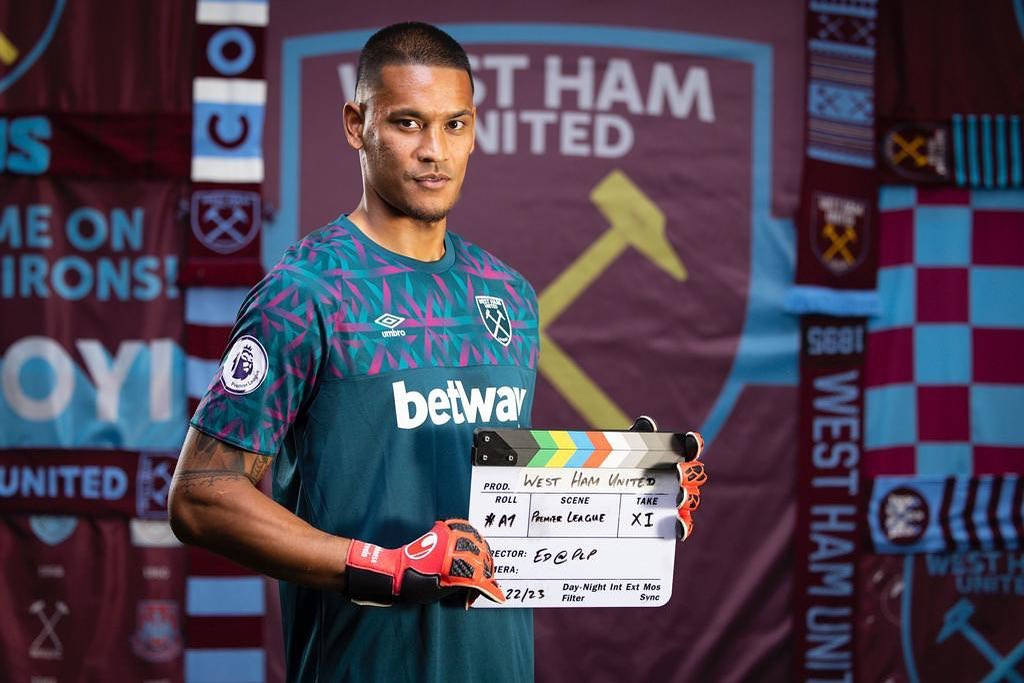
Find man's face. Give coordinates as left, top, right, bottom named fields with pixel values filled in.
left=354, top=64, right=475, bottom=223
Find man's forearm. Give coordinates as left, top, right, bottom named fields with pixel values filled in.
left=169, top=428, right=351, bottom=592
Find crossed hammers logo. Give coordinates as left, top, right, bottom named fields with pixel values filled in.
left=29, top=600, right=69, bottom=660
left=889, top=132, right=929, bottom=168
left=938, top=598, right=1024, bottom=682
left=821, top=223, right=858, bottom=265
left=484, top=308, right=511, bottom=341
left=537, top=170, right=687, bottom=427
left=203, top=204, right=250, bottom=244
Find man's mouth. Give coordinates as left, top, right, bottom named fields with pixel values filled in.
left=413, top=173, right=450, bottom=189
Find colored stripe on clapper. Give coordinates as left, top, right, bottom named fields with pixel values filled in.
left=544, top=431, right=581, bottom=467
left=526, top=430, right=558, bottom=467
left=600, top=431, right=633, bottom=467
left=564, top=432, right=596, bottom=467
left=517, top=429, right=681, bottom=468
left=582, top=431, right=612, bottom=467
left=619, top=432, right=650, bottom=467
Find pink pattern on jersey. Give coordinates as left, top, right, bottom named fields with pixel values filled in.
left=191, top=216, right=538, bottom=457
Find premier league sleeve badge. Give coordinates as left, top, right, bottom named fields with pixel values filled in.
left=221, top=335, right=269, bottom=395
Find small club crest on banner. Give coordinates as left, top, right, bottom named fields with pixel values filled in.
left=882, top=123, right=951, bottom=183
left=191, top=190, right=261, bottom=254
left=811, top=193, right=869, bottom=276
left=137, top=454, right=175, bottom=519
left=879, top=486, right=929, bottom=546
left=131, top=600, right=182, bottom=662
left=475, top=295, right=512, bottom=346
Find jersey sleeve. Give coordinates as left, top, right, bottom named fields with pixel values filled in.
left=190, top=266, right=334, bottom=456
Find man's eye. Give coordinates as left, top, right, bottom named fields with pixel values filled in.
left=448, top=120, right=466, bottom=130
left=397, top=119, right=419, bottom=129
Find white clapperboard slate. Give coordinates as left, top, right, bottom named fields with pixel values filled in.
left=468, top=428, right=695, bottom=608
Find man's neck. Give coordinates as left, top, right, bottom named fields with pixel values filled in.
left=347, top=195, right=447, bottom=263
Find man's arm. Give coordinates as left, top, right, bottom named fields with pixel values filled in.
left=169, top=427, right=505, bottom=605
left=168, top=426, right=351, bottom=592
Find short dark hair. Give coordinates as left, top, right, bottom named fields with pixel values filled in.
left=355, top=22, right=474, bottom=100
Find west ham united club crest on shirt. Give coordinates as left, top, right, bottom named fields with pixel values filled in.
left=475, top=295, right=512, bottom=346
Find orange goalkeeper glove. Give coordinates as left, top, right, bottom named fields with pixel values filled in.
left=675, top=431, right=707, bottom=541
left=345, top=519, right=505, bottom=607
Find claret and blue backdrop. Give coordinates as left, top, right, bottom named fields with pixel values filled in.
left=1, top=1, right=1022, bottom=681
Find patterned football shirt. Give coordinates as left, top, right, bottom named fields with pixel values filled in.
left=191, top=214, right=538, bottom=682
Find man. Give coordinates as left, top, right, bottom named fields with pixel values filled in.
left=169, top=22, right=706, bottom=682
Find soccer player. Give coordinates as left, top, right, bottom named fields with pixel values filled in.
left=169, top=22, right=707, bottom=682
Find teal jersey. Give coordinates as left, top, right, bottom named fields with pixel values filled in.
left=191, top=215, right=538, bottom=682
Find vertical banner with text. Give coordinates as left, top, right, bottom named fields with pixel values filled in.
left=794, top=315, right=866, bottom=682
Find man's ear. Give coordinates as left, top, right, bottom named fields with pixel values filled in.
left=342, top=101, right=365, bottom=150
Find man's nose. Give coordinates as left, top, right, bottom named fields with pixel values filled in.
left=417, top=124, right=448, bottom=163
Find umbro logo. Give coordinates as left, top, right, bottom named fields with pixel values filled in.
left=374, top=313, right=406, bottom=338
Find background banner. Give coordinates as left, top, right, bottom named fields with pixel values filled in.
left=867, top=475, right=1024, bottom=554
left=1, top=2, right=193, bottom=679
left=0, top=451, right=176, bottom=518
left=853, top=5, right=1024, bottom=680
left=181, top=1, right=271, bottom=675
left=0, top=514, right=185, bottom=682
left=864, top=186, right=1024, bottom=478
left=858, top=552, right=1024, bottom=682
left=785, top=0, right=880, bottom=317
left=876, top=0, right=1024, bottom=189
left=0, top=0, right=192, bottom=113
left=9, top=2, right=1018, bottom=682
left=793, top=314, right=866, bottom=682
left=0, top=177, right=187, bottom=449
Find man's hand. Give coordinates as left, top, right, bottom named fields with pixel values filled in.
left=345, top=519, right=505, bottom=608
left=628, top=416, right=708, bottom=541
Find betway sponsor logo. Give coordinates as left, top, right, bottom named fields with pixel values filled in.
left=392, top=380, right=527, bottom=429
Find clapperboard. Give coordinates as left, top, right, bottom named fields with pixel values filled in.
left=467, top=428, right=698, bottom=608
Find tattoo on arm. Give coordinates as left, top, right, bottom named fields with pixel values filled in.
left=173, top=430, right=272, bottom=492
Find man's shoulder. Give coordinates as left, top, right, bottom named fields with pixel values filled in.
left=279, top=217, right=360, bottom=276
left=449, top=231, right=537, bottom=300
left=252, top=219, right=355, bottom=314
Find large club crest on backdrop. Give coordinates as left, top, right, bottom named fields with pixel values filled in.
left=0, top=0, right=65, bottom=95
